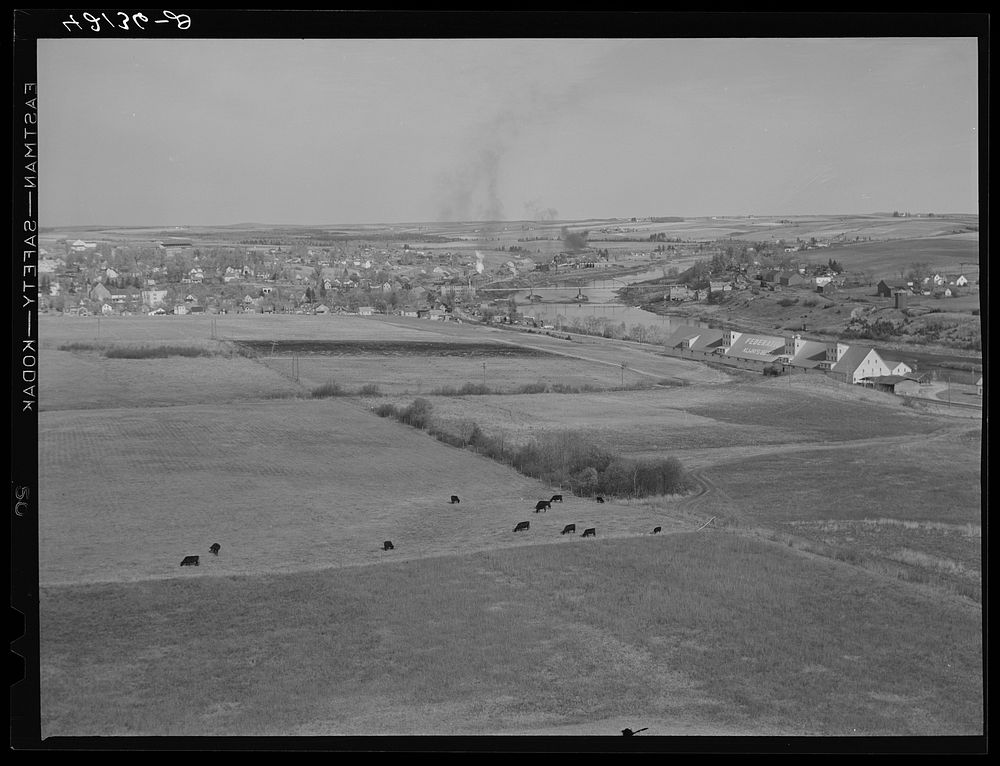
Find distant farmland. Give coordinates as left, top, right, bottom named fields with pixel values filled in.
left=806, top=236, right=979, bottom=278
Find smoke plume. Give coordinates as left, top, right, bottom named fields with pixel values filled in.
left=562, top=226, right=589, bottom=252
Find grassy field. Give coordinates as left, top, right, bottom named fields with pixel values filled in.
left=42, top=398, right=676, bottom=586
left=40, top=533, right=983, bottom=737
left=40, top=348, right=302, bottom=410
left=36, top=313, right=983, bottom=738
left=390, top=372, right=982, bottom=603
left=410, top=374, right=956, bottom=455
left=40, top=312, right=438, bottom=349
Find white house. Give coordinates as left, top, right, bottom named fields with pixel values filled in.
left=885, top=360, right=914, bottom=377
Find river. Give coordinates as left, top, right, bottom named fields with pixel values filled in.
left=506, top=266, right=708, bottom=334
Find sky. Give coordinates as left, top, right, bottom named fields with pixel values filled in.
left=37, top=35, right=980, bottom=227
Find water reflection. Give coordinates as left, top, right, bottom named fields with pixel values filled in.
left=508, top=267, right=711, bottom=333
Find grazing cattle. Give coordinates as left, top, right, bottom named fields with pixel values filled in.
left=581, top=527, right=596, bottom=538
left=209, top=543, right=221, bottom=555
left=561, top=524, right=576, bottom=535
left=450, top=495, right=461, bottom=504
left=534, top=500, right=551, bottom=513
left=595, top=496, right=605, bottom=504
left=180, top=555, right=200, bottom=567
left=550, top=494, right=563, bottom=503
left=651, top=527, right=661, bottom=535
left=383, top=540, right=394, bottom=551
left=513, top=521, right=530, bottom=533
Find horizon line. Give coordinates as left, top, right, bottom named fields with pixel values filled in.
left=38, top=211, right=981, bottom=231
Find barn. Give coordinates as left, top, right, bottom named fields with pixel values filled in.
left=829, top=345, right=891, bottom=384
left=867, top=375, right=921, bottom=396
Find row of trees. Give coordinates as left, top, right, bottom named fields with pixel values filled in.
left=374, top=401, right=696, bottom=499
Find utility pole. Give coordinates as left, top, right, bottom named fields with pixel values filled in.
left=482, top=361, right=487, bottom=388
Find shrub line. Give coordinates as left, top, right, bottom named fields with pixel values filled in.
left=372, top=397, right=697, bottom=499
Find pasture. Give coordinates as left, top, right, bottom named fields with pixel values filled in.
left=253, top=343, right=719, bottom=396
left=417, top=374, right=954, bottom=456
left=36, top=313, right=983, bottom=737
left=41, top=398, right=675, bottom=586
left=40, top=534, right=983, bottom=736
left=411, top=373, right=981, bottom=600
left=40, top=312, right=439, bottom=348
left=40, top=348, right=301, bottom=411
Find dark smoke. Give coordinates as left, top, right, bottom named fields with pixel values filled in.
left=434, top=83, right=587, bottom=224
left=562, top=226, right=589, bottom=252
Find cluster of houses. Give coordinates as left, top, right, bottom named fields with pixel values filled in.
left=663, top=325, right=923, bottom=393
left=660, top=267, right=854, bottom=303
left=661, top=267, right=974, bottom=306
left=877, top=273, right=972, bottom=303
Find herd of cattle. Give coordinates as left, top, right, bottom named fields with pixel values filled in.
left=180, top=494, right=667, bottom=567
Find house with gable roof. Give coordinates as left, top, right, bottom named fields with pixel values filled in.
left=827, top=344, right=891, bottom=384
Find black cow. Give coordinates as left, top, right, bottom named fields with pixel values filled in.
left=581, top=527, right=596, bottom=538
left=180, top=555, right=200, bottom=567
left=209, top=543, right=221, bottom=555
left=652, top=527, right=661, bottom=535
left=561, top=524, right=576, bottom=535
left=595, top=496, right=605, bottom=504
left=383, top=540, right=394, bottom=551
left=534, top=500, right=551, bottom=513
left=550, top=494, right=563, bottom=503
left=513, top=521, right=530, bottom=533
left=450, top=495, right=461, bottom=504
